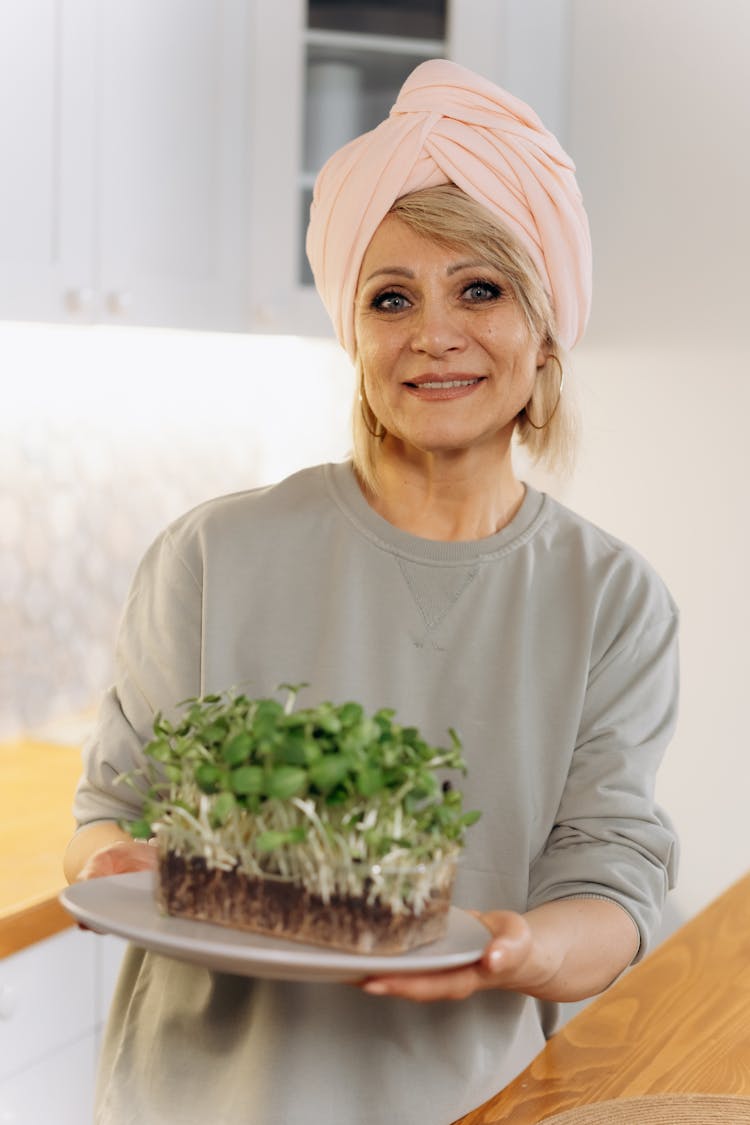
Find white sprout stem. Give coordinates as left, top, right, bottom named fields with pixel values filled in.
left=153, top=787, right=460, bottom=914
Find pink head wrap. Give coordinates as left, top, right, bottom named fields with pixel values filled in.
left=306, top=59, right=592, bottom=356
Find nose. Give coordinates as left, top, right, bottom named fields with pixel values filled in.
left=409, top=298, right=467, bottom=358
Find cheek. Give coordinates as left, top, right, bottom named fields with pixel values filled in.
left=489, top=324, right=539, bottom=374
left=483, top=316, right=532, bottom=351
left=357, top=326, right=399, bottom=384
left=358, top=342, right=387, bottom=410
left=354, top=317, right=378, bottom=369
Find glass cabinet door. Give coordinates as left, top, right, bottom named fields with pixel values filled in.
left=299, top=1, right=448, bottom=282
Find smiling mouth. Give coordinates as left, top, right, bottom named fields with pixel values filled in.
left=404, top=377, right=485, bottom=389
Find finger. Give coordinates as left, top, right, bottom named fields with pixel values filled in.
left=476, top=911, right=533, bottom=974
left=478, top=910, right=528, bottom=940
left=78, top=841, right=158, bottom=881
left=360, top=964, right=484, bottom=1002
left=482, top=940, right=512, bottom=976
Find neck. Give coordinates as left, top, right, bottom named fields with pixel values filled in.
left=362, top=440, right=525, bottom=542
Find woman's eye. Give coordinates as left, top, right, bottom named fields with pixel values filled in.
left=462, top=281, right=502, bottom=302
left=372, top=291, right=411, bottom=312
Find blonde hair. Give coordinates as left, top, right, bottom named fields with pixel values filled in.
left=351, top=185, right=578, bottom=494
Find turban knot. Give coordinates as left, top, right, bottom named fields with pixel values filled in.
left=306, top=59, right=592, bottom=356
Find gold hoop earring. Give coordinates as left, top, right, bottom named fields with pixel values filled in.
left=359, top=392, right=386, bottom=440
left=524, top=354, right=564, bottom=430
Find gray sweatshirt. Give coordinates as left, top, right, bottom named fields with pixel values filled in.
left=74, top=460, right=679, bottom=1125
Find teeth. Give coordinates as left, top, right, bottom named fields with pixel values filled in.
left=418, top=379, right=480, bottom=389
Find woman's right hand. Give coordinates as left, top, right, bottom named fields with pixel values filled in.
left=77, top=839, right=158, bottom=881
left=64, top=821, right=154, bottom=884
left=64, top=824, right=158, bottom=930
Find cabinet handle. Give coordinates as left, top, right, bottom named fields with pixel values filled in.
left=0, top=982, right=17, bottom=1019
left=253, top=303, right=277, bottom=328
left=106, top=291, right=133, bottom=317
left=64, top=288, right=95, bottom=314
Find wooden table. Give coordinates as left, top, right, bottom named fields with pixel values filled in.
left=0, top=739, right=82, bottom=956
left=455, top=871, right=750, bottom=1123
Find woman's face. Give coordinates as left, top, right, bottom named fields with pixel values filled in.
left=354, top=215, right=547, bottom=460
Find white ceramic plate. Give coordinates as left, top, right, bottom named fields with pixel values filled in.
left=60, top=871, right=490, bottom=982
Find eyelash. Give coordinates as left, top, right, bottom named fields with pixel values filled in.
left=462, top=279, right=503, bottom=303
left=370, top=279, right=503, bottom=312
left=370, top=290, right=409, bottom=312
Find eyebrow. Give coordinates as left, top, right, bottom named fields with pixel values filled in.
left=362, top=260, right=490, bottom=285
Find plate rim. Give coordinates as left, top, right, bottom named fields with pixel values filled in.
left=60, top=870, right=489, bottom=979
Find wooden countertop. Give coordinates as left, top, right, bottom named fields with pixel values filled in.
left=454, top=870, right=750, bottom=1122
left=0, top=739, right=83, bottom=957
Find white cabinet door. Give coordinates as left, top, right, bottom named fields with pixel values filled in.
left=244, top=0, right=308, bottom=335
left=0, top=930, right=127, bottom=1124
left=0, top=1033, right=96, bottom=1125
left=0, top=929, right=96, bottom=1081
left=0, top=0, right=253, bottom=332
left=95, top=0, right=253, bottom=331
left=0, top=0, right=97, bottom=324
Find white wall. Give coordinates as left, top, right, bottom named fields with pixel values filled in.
left=529, top=0, right=750, bottom=924
left=533, top=348, right=750, bottom=927
left=567, top=0, right=750, bottom=352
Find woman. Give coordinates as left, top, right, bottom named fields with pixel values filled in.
left=65, top=60, right=679, bottom=1124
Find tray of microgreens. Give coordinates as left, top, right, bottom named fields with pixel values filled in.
left=121, top=684, right=480, bottom=910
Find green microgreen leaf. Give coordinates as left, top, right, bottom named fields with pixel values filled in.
left=194, top=763, right=223, bottom=792
left=265, top=765, right=308, bottom=800
left=274, top=731, right=309, bottom=766
left=355, top=766, right=385, bottom=797
left=309, top=755, right=351, bottom=793
left=222, top=733, right=253, bottom=766
left=127, top=818, right=152, bottom=839
left=229, top=765, right=264, bottom=795
left=202, top=721, right=229, bottom=745
left=211, top=791, right=237, bottom=827
left=146, top=738, right=172, bottom=763
left=338, top=702, right=363, bottom=725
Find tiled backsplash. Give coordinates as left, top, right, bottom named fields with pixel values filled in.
left=2, top=322, right=353, bottom=739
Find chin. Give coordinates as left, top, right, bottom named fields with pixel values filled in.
left=396, top=426, right=513, bottom=458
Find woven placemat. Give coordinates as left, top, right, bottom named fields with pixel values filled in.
left=538, top=1094, right=750, bottom=1124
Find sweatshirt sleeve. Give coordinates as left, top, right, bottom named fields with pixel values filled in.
left=72, top=525, right=203, bottom=829
left=527, top=605, right=680, bottom=961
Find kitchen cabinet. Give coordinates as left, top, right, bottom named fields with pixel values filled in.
left=0, top=0, right=253, bottom=332
left=0, top=929, right=126, bottom=1125
left=0, top=0, right=568, bottom=336
left=0, top=1, right=96, bottom=327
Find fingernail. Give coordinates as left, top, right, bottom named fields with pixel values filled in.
left=489, top=948, right=504, bottom=973
left=363, top=982, right=388, bottom=995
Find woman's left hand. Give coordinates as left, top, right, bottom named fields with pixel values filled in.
left=358, top=910, right=535, bottom=1002
left=356, top=898, right=640, bottom=1003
